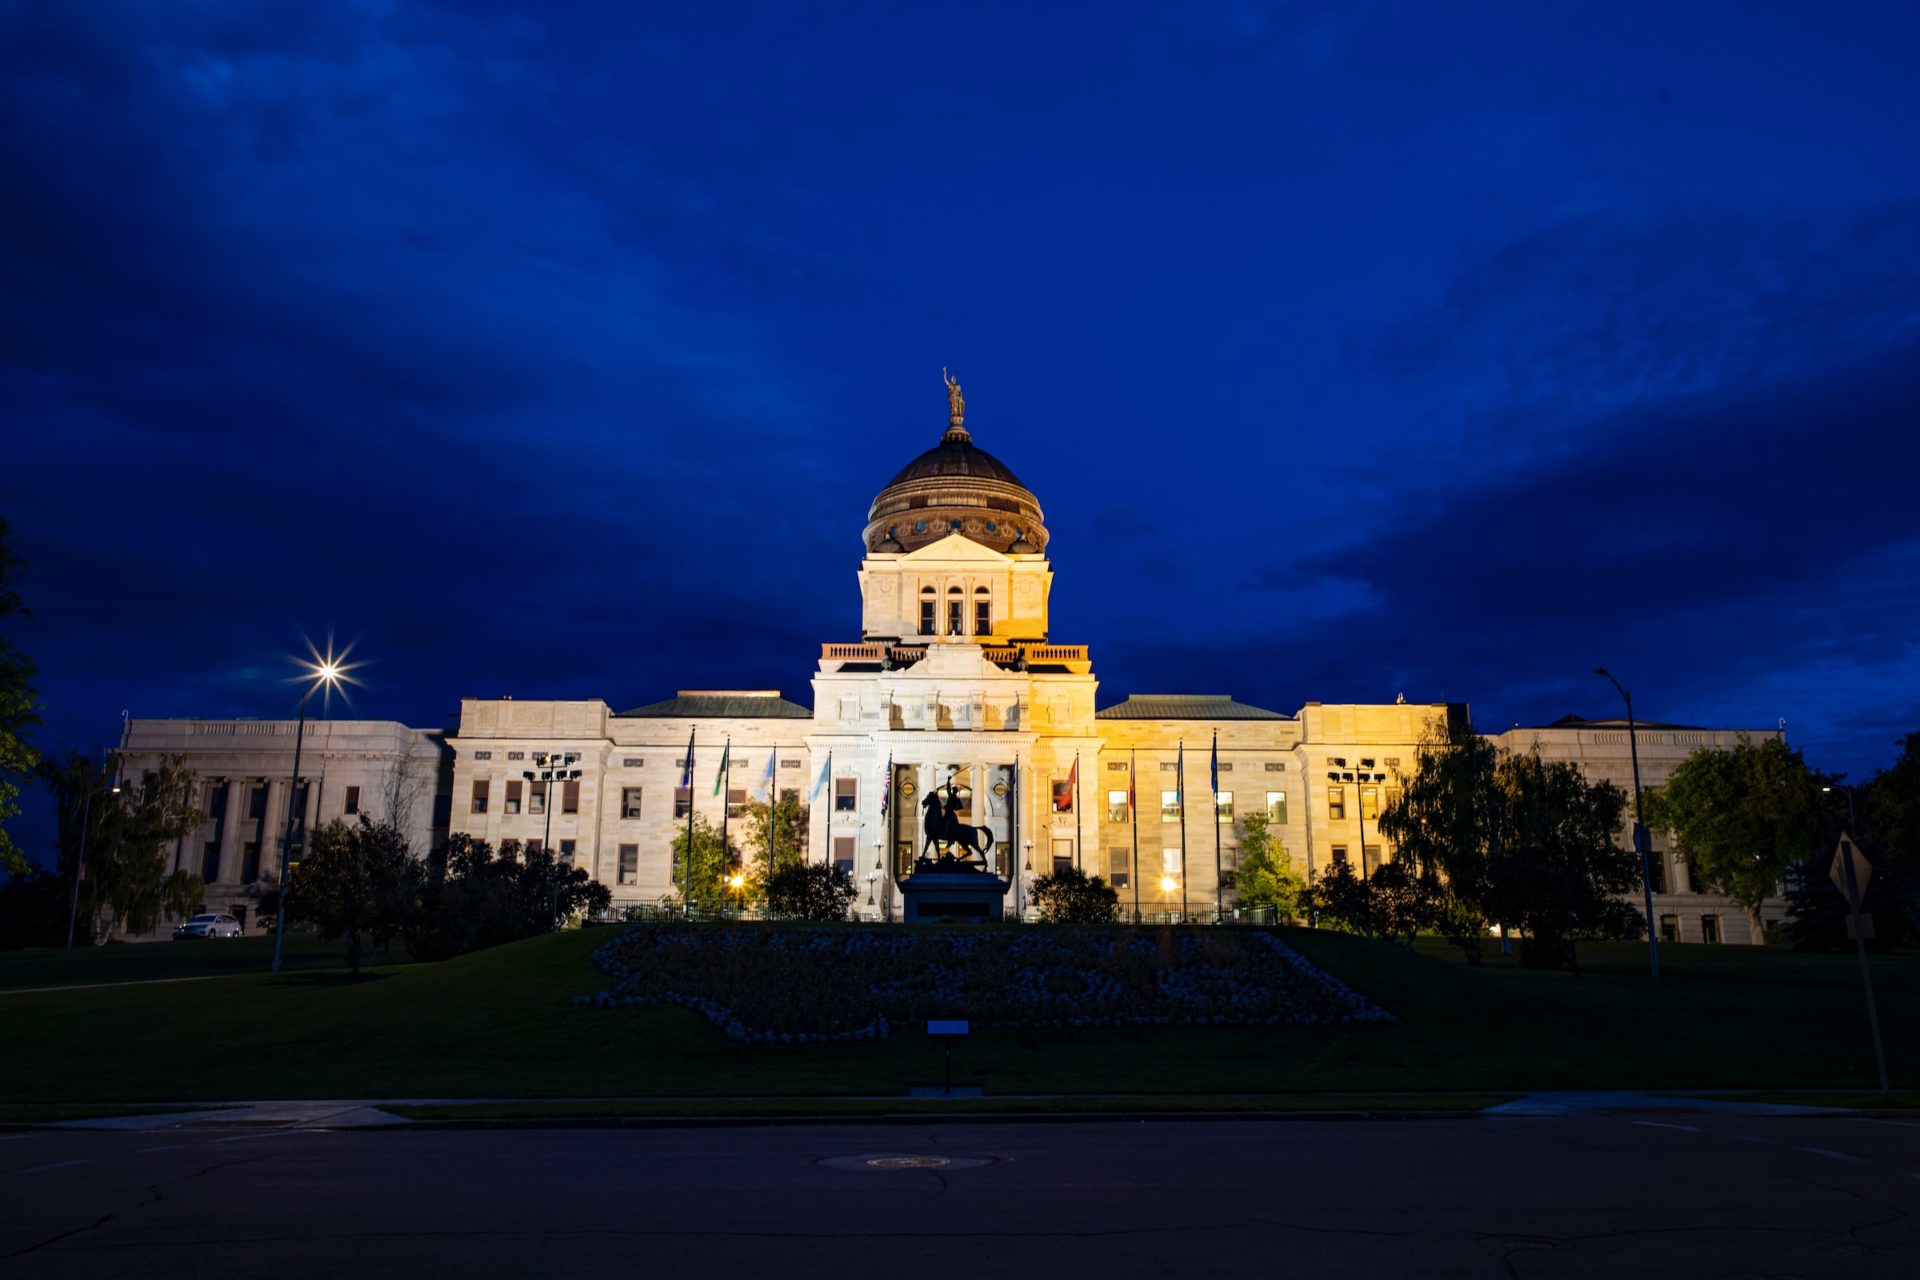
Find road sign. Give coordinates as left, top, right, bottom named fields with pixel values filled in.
left=1829, top=835, right=1872, bottom=909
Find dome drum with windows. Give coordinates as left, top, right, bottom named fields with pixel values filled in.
left=863, top=378, right=1047, bottom=556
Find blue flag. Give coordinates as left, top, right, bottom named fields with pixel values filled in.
left=679, top=729, right=695, bottom=788
left=760, top=748, right=777, bottom=799
left=1210, top=731, right=1218, bottom=795
left=880, top=754, right=893, bottom=816
left=812, top=751, right=831, bottom=800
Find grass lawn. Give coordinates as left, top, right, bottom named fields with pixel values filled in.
left=1, top=926, right=1913, bottom=1103
left=0, top=934, right=403, bottom=991
left=0, top=1103, right=222, bottom=1125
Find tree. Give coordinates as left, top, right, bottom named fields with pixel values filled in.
left=765, top=860, right=857, bottom=921
left=1863, top=730, right=1920, bottom=866
left=0, top=520, right=40, bottom=879
left=1302, top=862, right=1377, bottom=936
left=1364, top=859, right=1433, bottom=945
left=42, top=751, right=204, bottom=941
left=1030, top=864, right=1120, bottom=923
left=1483, top=749, right=1643, bottom=967
left=1375, top=724, right=1501, bottom=960
left=404, top=833, right=611, bottom=961
left=286, top=816, right=417, bottom=974
left=1646, top=736, right=1828, bottom=936
left=1231, top=811, right=1304, bottom=919
left=739, top=792, right=808, bottom=895
left=667, top=813, right=738, bottom=910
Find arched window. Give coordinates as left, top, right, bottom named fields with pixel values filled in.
left=947, top=586, right=964, bottom=637
left=919, top=586, right=936, bottom=636
left=974, top=585, right=991, bottom=637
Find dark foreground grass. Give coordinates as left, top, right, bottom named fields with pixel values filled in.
left=0, top=1103, right=220, bottom=1124
left=0, top=934, right=400, bottom=991
left=1701, top=1090, right=1920, bottom=1110
left=384, top=1093, right=1514, bottom=1122
left=1, top=926, right=1913, bottom=1103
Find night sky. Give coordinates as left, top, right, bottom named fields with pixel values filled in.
left=5, top=2, right=1919, bottom=865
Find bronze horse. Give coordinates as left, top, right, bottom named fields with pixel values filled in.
left=921, top=787, right=995, bottom=863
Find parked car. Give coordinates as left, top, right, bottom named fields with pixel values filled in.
left=173, top=913, right=243, bottom=940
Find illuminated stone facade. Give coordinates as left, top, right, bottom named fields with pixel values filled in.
left=113, top=400, right=1784, bottom=940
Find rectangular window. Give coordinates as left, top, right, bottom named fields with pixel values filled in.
left=562, top=780, right=580, bottom=815
left=1327, top=785, right=1346, bottom=821
left=920, top=599, right=935, bottom=635
left=622, top=757, right=645, bottom=768
left=249, top=785, right=269, bottom=820
left=1161, top=790, right=1181, bottom=821
left=1107, top=847, right=1130, bottom=889
left=472, top=750, right=492, bottom=760
left=201, top=842, right=222, bottom=884
left=205, top=782, right=228, bottom=819
left=673, top=786, right=691, bottom=819
left=1649, top=855, right=1668, bottom=895
left=241, top=841, right=261, bottom=883
left=1331, top=845, right=1349, bottom=868
left=1360, top=786, right=1379, bottom=821
left=1265, top=791, right=1287, bottom=823
left=1659, top=914, right=1680, bottom=942
left=1051, top=838, right=1074, bottom=874
left=1107, top=761, right=1128, bottom=772
left=778, top=788, right=799, bottom=805
left=727, top=787, right=747, bottom=818
left=1385, top=786, right=1402, bottom=813
left=618, top=843, right=638, bottom=884
left=529, top=781, right=547, bottom=816
left=505, top=780, right=522, bottom=815
left=1107, top=790, right=1129, bottom=822
left=1701, top=914, right=1722, bottom=944
left=975, top=599, right=991, bottom=635
left=1052, top=779, right=1074, bottom=812
left=507, top=751, right=525, bottom=761
left=1362, top=845, right=1383, bottom=876
left=833, top=835, right=856, bottom=876
left=344, top=785, right=361, bottom=816
left=559, top=839, right=576, bottom=863
left=835, top=778, right=858, bottom=811
left=1161, top=848, right=1181, bottom=880
left=470, top=779, right=490, bottom=814
left=1215, top=791, right=1233, bottom=823
left=526, top=838, right=543, bottom=856
left=621, top=787, right=643, bottom=820
left=948, top=599, right=964, bottom=635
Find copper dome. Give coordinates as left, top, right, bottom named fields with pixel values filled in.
left=863, top=421, right=1048, bottom=555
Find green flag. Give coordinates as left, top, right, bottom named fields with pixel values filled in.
left=712, top=741, right=731, bottom=796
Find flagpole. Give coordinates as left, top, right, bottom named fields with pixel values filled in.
left=820, top=748, right=831, bottom=864
left=766, top=745, right=777, bottom=887
left=1073, top=750, right=1083, bottom=872
left=1178, top=740, right=1189, bottom=920
left=1129, top=746, right=1140, bottom=923
left=1212, top=731, right=1223, bottom=922
left=683, top=727, right=695, bottom=919
left=717, top=736, right=731, bottom=912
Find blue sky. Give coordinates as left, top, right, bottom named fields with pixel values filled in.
left=5, top=1, right=1919, bottom=862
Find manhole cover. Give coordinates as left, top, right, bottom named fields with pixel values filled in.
left=819, top=1153, right=995, bottom=1172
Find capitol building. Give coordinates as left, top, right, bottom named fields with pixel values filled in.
left=117, top=385, right=1784, bottom=944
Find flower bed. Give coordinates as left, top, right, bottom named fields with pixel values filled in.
left=575, top=926, right=1391, bottom=1043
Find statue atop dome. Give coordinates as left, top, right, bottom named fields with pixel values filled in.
left=942, top=366, right=965, bottom=428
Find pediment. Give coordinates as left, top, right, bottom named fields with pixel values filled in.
left=895, top=532, right=1013, bottom=566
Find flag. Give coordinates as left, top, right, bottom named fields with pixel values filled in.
left=679, top=730, right=695, bottom=788
left=1068, top=754, right=1078, bottom=791
left=760, top=747, right=777, bottom=800
left=1177, top=740, right=1185, bottom=806
left=812, top=751, right=830, bottom=800
left=712, top=740, right=731, bottom=796
left=1127, top=748, right=1135, bottom=811
left=880, top=753, right=893, bottom=816
left=1210, top=731, right=1218, bottom=795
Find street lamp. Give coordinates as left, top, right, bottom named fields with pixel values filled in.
left=523, top=752, right=582, bottom=923
left=1595, top=667, right=1660, bottom=979
left=65, top=780, right=121, bottom=948
left=728, top=870, right=747, bottom=914
left=272, top=658, right=345, bottom=972
left=1823, top=783, right=1858, bottom=832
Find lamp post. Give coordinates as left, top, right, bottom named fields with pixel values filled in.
left=1595, top=667, right=1660, bottom=979
left=273, top=663, right=341, bottom=972
left=1823, top=783, right=1858, bottom=832
left=523, top=752, right=581, bottom=925
left=1020, top=839, right=1034, bottom=920
left=66, top=780, right=121, bottom=949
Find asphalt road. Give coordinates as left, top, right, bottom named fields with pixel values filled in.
left=3, top=1116, right=1916, bottom=1277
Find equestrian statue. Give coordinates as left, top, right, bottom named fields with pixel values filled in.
left=920, top=785, right=995, bottom=866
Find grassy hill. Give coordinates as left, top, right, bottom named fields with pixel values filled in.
left=0, top=926, right=1911, bottom=1103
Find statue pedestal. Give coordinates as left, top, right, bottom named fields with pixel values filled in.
left=899, top=865, right=1011, bottom=923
